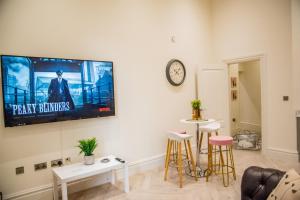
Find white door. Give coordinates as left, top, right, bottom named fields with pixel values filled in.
left=198, top=65, right=230, bottom=135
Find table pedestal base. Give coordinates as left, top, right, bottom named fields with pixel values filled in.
left=185, top=165, right=207, bottom=178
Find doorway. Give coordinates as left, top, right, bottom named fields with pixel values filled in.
left=228, top=60, right=262, bottom=149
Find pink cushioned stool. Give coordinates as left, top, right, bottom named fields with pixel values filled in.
left=207, top=135, right=236, bottom=187
left=209, top=135, right=233, bottom=146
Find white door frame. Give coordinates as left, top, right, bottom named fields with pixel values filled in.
left=223, top=54, right=267, bottom=152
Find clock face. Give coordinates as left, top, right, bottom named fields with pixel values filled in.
left=166, top=59, right=186, bottom=86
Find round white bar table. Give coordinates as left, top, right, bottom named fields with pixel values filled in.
left=180, top=118, right=216, bottom=177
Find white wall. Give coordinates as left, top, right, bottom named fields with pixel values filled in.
left=212, top=0, right=296, bottom=153
left=239, top=60, right=261, bottom=133
left=292, top=0, right=300, bottom=110
left=0, top=0, right=212, bottom=198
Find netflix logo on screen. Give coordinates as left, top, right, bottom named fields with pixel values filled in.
left=99, top=107, right=111, bottom=112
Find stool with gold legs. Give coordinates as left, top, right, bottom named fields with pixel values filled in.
left=198, top=122, right=220, bottom=177
left=206, top=135, right=236, bottom=187
left=164, top=130, right=197, bottom=188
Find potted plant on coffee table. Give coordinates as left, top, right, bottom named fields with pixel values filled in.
left=77, top=137, right=98, bottom=165
left=191, top=99, right=201, bottom=120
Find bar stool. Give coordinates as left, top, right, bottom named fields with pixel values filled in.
left=198, top=122, right=220, bottom=174
left=164, top=130, right=197, bottom=188
left=207, top=135, right=236, bottom=187
left=198, top=122, right=221, bottom=153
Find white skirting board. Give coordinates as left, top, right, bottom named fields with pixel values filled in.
left=265, top=147, right=299, bottom=162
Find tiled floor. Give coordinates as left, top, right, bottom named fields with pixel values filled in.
left=69, top=150, right=300, bottom=200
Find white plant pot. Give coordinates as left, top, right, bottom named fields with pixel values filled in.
left=84, top=155, right=95, bottom=165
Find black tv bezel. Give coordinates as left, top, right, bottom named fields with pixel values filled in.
left=0, top=54, right=115, bottom=127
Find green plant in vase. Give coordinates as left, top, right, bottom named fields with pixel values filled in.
left=191, top=99, right=201, bottom=120
left=77, top=137, right=98, bottom=165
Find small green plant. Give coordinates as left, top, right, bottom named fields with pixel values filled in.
left=191, top=99, right=201, bottom=110
left=77, top=137, right=98, bottom=156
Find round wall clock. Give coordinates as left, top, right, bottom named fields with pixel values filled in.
left=166, top=59, right=186, bottom=86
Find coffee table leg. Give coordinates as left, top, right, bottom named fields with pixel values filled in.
left=111, top=169, right=115, bottom=185
left=61, top=182, right=68, bottom=200
left=123, top=163, right=129, bottom=193
left=52, top=174, right=59, bottom=200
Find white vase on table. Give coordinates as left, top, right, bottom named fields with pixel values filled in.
left=84, top=155, right=95, bottom=165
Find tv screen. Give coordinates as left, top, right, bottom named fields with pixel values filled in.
left=1, top=55, right=115, bottom=127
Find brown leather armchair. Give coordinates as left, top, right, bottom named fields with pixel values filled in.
left=241, top=166, right=285, bottom=200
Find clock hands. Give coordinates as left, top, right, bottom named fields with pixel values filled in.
left=173, top=68, right=182, bottom=75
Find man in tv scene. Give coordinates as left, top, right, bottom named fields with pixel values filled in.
left=48, top=70, right=75, bottom=110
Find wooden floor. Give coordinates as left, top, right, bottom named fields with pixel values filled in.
left=69, top=150, right=300, bottom=200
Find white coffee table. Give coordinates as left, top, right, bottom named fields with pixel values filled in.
left=52, top=155, right=129, bottom=200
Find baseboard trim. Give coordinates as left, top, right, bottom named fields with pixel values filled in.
left=265, top=147, right=299, bottom=161
left=267, top=147, right=298, bottom=155
left=4, top=153, right=167, bottom=200
left=239, top=121, right=261, bottom=128
left=129, top=153, right=165, bottom=167
left=4, top=184, right=53, bottom=200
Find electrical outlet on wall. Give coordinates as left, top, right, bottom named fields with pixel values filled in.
left=34, top=162, right=47, bottom=171
left=51, top=159, right=63, bottom=167
left=16, top=166, right=24, bottom=175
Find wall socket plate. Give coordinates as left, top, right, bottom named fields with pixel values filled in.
left=51, top=159, right=63, bottom=167
left=16, top=166, right=24, bottom=175
left=283, top=96, right=289, bottom=101
left=34, top=162, right=47, bottom=171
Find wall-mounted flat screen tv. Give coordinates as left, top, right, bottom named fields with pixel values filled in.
left=1, top=55, right=115, bottom=127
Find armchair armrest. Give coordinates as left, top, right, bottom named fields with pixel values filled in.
left=241, top=166, right=284, bottom=200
